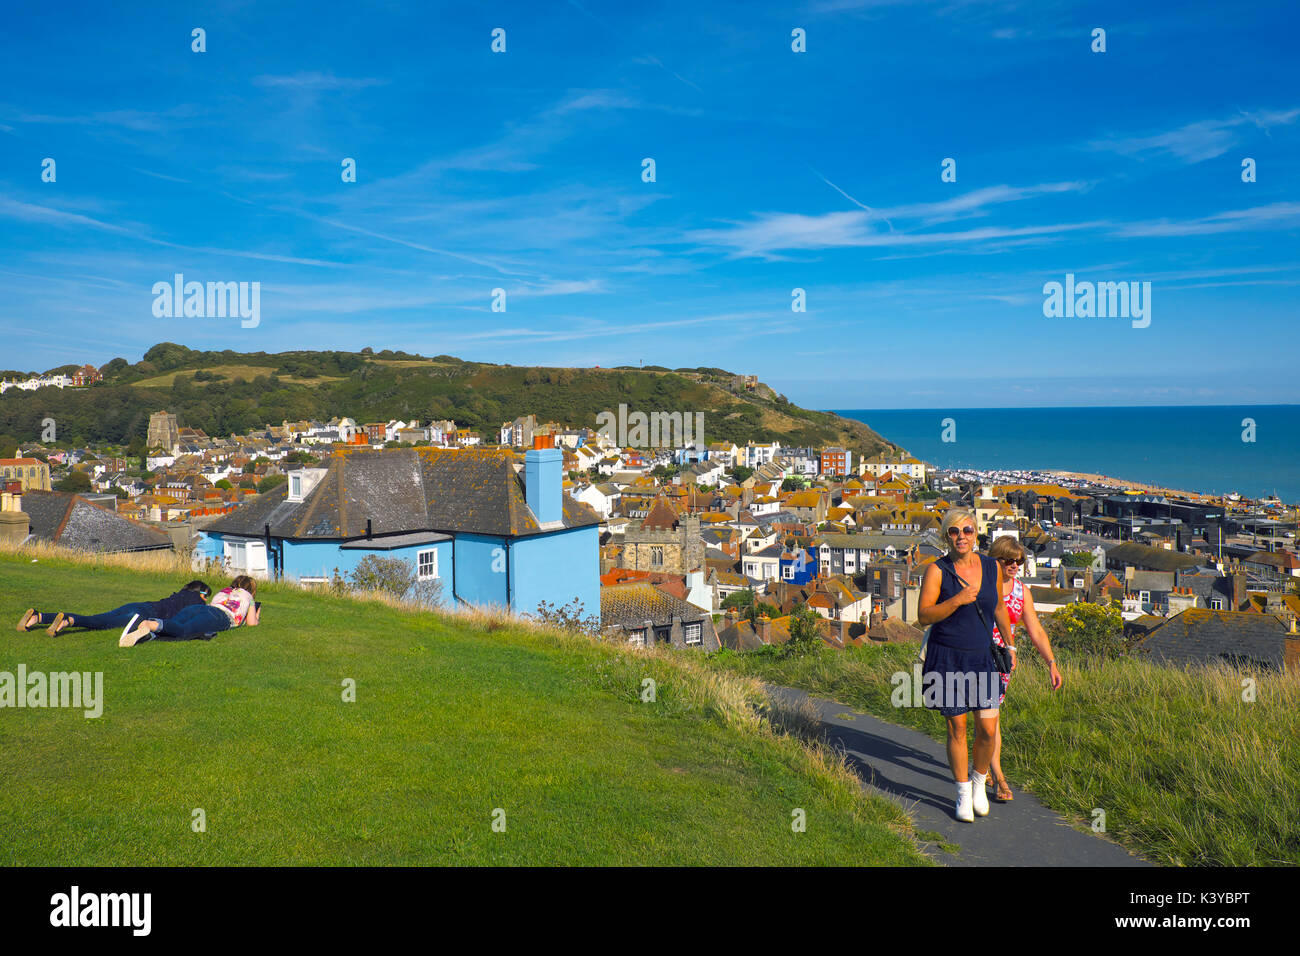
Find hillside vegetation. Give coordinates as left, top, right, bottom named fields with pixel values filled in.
left=706, top=642, right=1300, bottom=866
left=0, top=551, right=927, bottom=866
left=0, top=343, right=901, bottom=461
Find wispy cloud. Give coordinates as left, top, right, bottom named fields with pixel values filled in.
left=1090, top=108, right=1300, bottom=163
left=251, top=72, right=387, bottom=92
left=1116, top=201, right=1300, bottom=237
left=688, top=182, right=1094, bottom=257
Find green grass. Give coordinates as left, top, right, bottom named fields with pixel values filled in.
left=704, top=643, right=1300, bottom=866
left=0, top=553, right=928, bottom=865
left=132, top=365, right=341, bottom=388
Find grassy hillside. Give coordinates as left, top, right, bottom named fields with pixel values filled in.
left=0, top=344, right=902, bottom=461
left=0, top=552, right=927, bottom=866
left=705, top=642, right=1300, bottom=866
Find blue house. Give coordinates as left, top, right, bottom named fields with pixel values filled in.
left=197, top=446, right=600, bottom=616
left=779, top=546, right=817, bottom=585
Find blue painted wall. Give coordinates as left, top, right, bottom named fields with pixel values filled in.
left=199, top=532, right=451, bottom=589
left=511, top=525, right=600, bottom=620
left=200, top=525, right=598, bottom=616
left=451, top=533, right=510, bottom=608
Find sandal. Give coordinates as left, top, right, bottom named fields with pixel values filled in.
left=46, top=612, right=70, bottom=637
left=16, top=608, right=37, bottom=632
left=993, top=775, right=1014, bottom=802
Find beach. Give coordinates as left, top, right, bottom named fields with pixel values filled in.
left=1044, top=470, right=1223, bottom=502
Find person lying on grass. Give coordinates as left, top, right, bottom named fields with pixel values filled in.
left=119, top=575, right=260, bottom=647
left=16, top=580, right=213, bottom=637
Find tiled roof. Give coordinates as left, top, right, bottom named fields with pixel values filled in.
left=641, top=498, right=681, bottom=530
left=21, top=490, right=172, bottom=552
left=600, top=582, right=709, bottom=629
left=203, top=447, right=597, bottom=540
left=1138, top=609, right=1291, bottom=669
left=1107, top=541, right=1203, bottom=572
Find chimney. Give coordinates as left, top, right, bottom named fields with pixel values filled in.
left=525, top=446, right=563, bottom=525
left=757, top=613, right=771, bottom=643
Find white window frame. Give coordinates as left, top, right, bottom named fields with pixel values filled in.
left=1210, top=597, right=1225, bottom=610
left=417, top=548, right=439, bottom=580
left=628, top=628, right=646, bottom=647
left=684, top=623, right=702, bottom=646
left=1139, top=590, right=1151, bottom=604
left=289, top=474, right=302, bottom=500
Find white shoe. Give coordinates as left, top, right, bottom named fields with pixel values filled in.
left=119, top=614, right=146, bottom=647
left=955, top=781, right=974, bottom=822
left=971, top=771, right=990, bottom=816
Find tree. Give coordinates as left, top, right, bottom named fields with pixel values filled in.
left=1043, top=602, right=1126, bottom=661
left=721, top=588, right=778, bottom=625
left=55, top=471, right=92, bottom=493
left=732, top=465, right=754, bottom=482
left=214, top=478, right=233, bottom=490
left=782, top=604, right=823, bottom=658
left=257, top=474, right=287, bottom=494
left=1062, top=550, right=1096, bottom=568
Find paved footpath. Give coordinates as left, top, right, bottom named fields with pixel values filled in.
left=767, top=684, right=1152, bottom=867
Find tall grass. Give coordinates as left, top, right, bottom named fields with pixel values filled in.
left=706, top=641, right=1300, bottom=865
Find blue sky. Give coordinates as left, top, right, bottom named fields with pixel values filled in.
left=1, top=0, right=1297, bottom=408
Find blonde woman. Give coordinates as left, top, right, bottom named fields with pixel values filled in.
left=986, top=536, right=1063, bottom=801
left=918, top=508, right=1014, bottom=822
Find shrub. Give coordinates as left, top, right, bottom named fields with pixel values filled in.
left=533, top=598, right=600, bottom=636
left=1044, top=601, right=1126, bottom=662
left=781, top=605, right=822, bottom=659
left=346, top=555, right=443, bottom=609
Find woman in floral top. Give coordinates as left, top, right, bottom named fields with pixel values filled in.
left=987, top=537, right=1062, bottom=802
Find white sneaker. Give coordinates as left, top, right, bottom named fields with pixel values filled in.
left=971, top=771, right=990, bottom=816
left=955, top=781, right=974, bottom=822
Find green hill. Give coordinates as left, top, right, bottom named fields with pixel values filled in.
left=0, top=344, right=903, bottom=461
left=0, top=551, right=927, bottom=865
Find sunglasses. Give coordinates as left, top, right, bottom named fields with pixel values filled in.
left=999, top=558, right=1022, bottom=567
left=947, top=526, right=976, bottom=537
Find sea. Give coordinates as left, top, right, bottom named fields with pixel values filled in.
left=832, top=406, right=1300, bottom=506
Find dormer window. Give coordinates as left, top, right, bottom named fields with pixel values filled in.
left=289, top=474, right=302, bottom=501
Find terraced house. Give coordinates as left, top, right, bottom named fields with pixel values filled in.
left=198, top=446, right=600, bottom=615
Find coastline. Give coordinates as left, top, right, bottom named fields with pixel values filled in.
left=1043, top=469, right=1227, bottom=503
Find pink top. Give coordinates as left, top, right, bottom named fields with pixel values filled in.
left=211, top=587, right=254, bottom=627
left=991, top=578, right=1024, bottom=647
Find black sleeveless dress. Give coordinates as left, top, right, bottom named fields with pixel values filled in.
left=922, top=552, right=1002, bottom=716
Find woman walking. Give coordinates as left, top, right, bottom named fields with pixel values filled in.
left=119, top=576, right=260, bottom=646
left=918, top=508, right=1015, bottom=822
left=986, top=537, right=1063, bottom=802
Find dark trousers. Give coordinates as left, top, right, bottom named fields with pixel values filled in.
left=38, top=603, right=155, bottom=631
left=141, top=605, right=232, bottom=642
